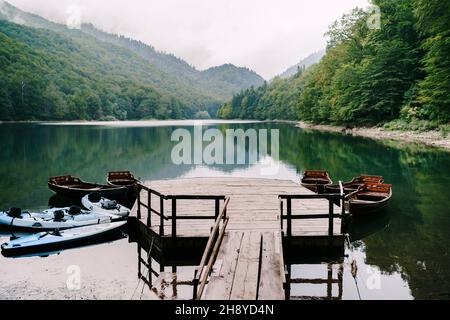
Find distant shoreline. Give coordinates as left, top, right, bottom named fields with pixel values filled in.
left=0, top=119, right=261, bottom=126
left=1, top=119, right=449, bottom=151
left=293, top=121, right=450, bottom=151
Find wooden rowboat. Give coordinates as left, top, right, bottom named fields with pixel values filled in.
left=107, top=171, right=138, bottom=188
left=346, top=183, right=392, bottom=216
left=48, top=175, right=128, bottom=200
left=324, top=175, right=384, bottom=195
left=301, top=170, right=333, bottom=193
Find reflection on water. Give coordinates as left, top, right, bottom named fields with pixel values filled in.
left=0, top=121, right=449, bottom=299
left=134, top=244, right=198, bottom=300
left=285, top=238, right=413, bottom=301
left=286, top=259, right=344, bottom=300
left=347, top=211, right=391, bottom=242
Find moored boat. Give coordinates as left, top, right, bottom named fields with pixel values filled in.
left=346, top=183, right=392, bottom=216
left=0, top=206, right=114, bottom=231
left=1, top=221, right=127, bottom=257
left=301, top=170, right=333, bottom=193
left=324, top=175, right=384, bottom=195
left=81, top=193, right=130, bottom=218
left=107, top=171, right=138, bottom=188
left=48, top=175, right=128, bottom=200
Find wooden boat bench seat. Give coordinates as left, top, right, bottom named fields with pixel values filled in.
left=355, top=192, right=386, bottom=202
left=302, top=178, right=330, bottom=184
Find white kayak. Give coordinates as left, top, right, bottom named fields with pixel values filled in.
left=0, top=207, right=115, bottom=231
left=1, top=221, right=127, bottom=256
left=81, top=193, right=130, bottom=218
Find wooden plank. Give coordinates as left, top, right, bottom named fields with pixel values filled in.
left=258, top=231, right=285, bottom=300
left=203, top=232, right=244, bottom=300
left=230, top=232, right=262, bottom=300
left=129, top=177, right=347, bottom=300
left=131, top=176, right=343, bottom=244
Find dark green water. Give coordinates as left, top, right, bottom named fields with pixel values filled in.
left=0, top=121, right=449, bottom=300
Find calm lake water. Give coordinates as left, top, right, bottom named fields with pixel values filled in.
left=0, top=121, right=449, bottom=300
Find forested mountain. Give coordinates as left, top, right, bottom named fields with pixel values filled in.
left=79, top=24, right=264, bottom=99
left=219, top=0, right=450, bottom=128
left=0, top=1, right=264, bottom=120
left=0, top=20, right=197, bottom=120
left=199, top=64, right=264, bottom=96
left=278, top=49, right=326, bottom=79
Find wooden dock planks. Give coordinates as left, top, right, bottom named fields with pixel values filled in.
left=129, top=177, right=345, bottom=300
left=203, top=231, right=286, bottom=300
left=203, top=232, right=244, bottom=300
left=130, top=177, right=342, bottom=238
left=258, top=231, right=286, bottom=300
left=229, top=232, right=262, bottom=300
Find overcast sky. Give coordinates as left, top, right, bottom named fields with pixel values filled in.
left=8, top=0, right=370, bottom=79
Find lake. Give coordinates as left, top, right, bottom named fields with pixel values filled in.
left=0, top=121, right=449, bottom=300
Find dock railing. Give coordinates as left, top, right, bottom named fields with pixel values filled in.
left=136, top=183, right=227, bottom=238
left=193, top=197, right=230, bottom=300
left=279, top=182, right=346, bottom=241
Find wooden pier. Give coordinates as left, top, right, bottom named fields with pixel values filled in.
left=128, top=177, right=346, bottom=300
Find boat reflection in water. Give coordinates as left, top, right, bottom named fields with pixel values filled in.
left=347, top=210, right=391, bottom=242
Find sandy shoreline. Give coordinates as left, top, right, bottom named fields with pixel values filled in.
left=295, top=121, right=450, bottom=151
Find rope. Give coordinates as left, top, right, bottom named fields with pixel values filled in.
left=345, top=234, right=362, bottom=300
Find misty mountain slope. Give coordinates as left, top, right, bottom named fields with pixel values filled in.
left=278, top=49, right=326, bottom=79
left=0, top=0, right=63, bottom=31
left=80, top=24, right=265, bottom=97
left=0, top=19, right=220, bottom=120
left=79, top=23, right=199, bottom=82
left=0, top=1, right=264, bottom=101
left=200, top=64, right=264, bottom=91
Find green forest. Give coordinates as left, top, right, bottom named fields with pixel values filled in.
left=0, top=1, right=264, bottom=121
left=219, top=0, right=450, bottom=129
left=0, top=20, right=195, bottom=120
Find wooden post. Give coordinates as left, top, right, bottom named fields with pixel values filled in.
left=285, top=263, right=291, bottom=300
left=147, top=190, right=152, bottom=227
left=137, top=245, right=142, bottom=278
left=287, top=198, right=292, bottom=237
left=339, top=181, right=345, bottom=234
left=340, top=182, right=345, bottom=216
left=328, top=199, right=334, bottom=244
left=327, top=263, right=333, bottom=299
left=160, top=197, right=164, bottom=236
left=137, top=188, right=141, bottom=220
left=280, top=199, right=283, bottom=230
left=172, top=198, right=177, bottom=238
left=223, top=201, right=227, bottom=220
left=193, top=269, right=199, bottom=300
left=215, top=199, right=220, bottom=219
